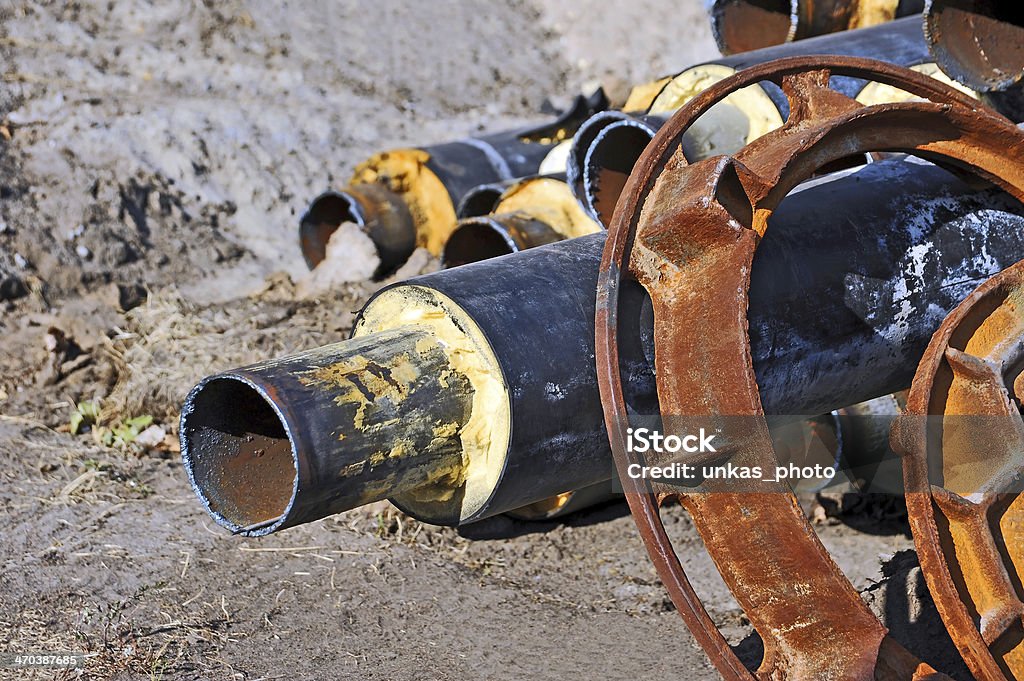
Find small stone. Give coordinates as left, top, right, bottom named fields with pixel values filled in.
left=134, top=424, right=167, bottom=449
left=13, top=253, right=29, bottom=268
left=76, top=244, right=92, bottom=259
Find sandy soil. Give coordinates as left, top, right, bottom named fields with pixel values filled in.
left=0, top=2, right=970, bottom=679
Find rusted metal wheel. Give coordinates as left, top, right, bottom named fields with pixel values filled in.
left=595, top=55, right=1024, bottom=679
left=893, top=260, right=1024, bottom=680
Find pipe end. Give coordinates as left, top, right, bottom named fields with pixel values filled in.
left=442, top=218, right=519, bottom=267
left=584, top=121, right=657, bottom=227
left=299, top=190, right=365, bottom=270
left=709, top=0, right=798, bottom=55
left=925, top=1, right=1024, bottom=92
left=456, top=183, right=507, bottom=219
left=180, top=375, right=299, bottom=537
left=298, top=185, right=416, bottom=280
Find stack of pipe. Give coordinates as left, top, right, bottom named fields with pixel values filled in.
left=183, top=156, right=1024, bottom=531
left=186, top=0, right=1024, bottom=529
left=298, top=90, right=608, bottom=278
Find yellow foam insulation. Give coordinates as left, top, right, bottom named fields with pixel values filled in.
left=648, top=63, right=784, bottom=149
left=494, top=177, right=602, bottom=239
left=350, top=148, right=458, bottom=256
left=856, top=63, right=979, bottom=106
left=355, top=285, right=511, bottom=523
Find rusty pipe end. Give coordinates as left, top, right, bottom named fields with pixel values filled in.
left=709, top=0, right=798, bottom=55
left=584, top=119, right=658, bottom=227
left=925, top=0, right=1024, bottom=92
left=298, top=183, right=416, bottom=279
left=566, top=111, right=643, bottom=208
left=180, top=374, right=300, bottom=537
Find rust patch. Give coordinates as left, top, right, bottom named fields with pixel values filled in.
left=925, top=1, right=1024, bottom=92
left=213, top=431, right=294, bottom=528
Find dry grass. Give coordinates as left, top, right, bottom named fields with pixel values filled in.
left=101, top=249, right=439, bottom=429
left=101, top=278, right=367, bottom=427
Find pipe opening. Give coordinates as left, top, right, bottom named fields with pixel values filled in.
left=182, top=376, right=297, bottom=534
left=711, top=0, right=797, bottom=55
left=456, top=184, right=506, bottom=218
left=442, top=220, right=516, bottom=267
left=927, top=1, right=1024, bottom=91
left=585, top=123, right=656, bottom=226
left=298, top=191, right=363, bottom=269
left=567, top=112, right=634, bottom=201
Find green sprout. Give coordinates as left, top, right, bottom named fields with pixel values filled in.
left=69, top=399, right=102, bottom=435
left=102, top=415, right=154, bottom=449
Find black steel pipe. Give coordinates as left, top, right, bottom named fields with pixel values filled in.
left=299, top=183, right=416, bottom=278
left=298, top=90, right=608, bottom=275
left=569, top=19, right=993, bottom=226
left=582, top=117, right=663, bottom=225
left=183, top=155, right=1024, bottom=531
left=180, top=329, right=475, bottom=535
left=688, top=13, right=1024, bottom=120
left=566, top=19, right=941, bottom=225
left=924, top=0, right=1024, bottom=117
left=442, top=214, right=563, bottom=267
left=455, top=181, right=516, bottom=219
left=708, top=0, right=926, bottom=55
left=566, top=113, right=663, bottom=223
left=580, top=116, right=876, bottom=228
left=445, top=174, right=600, bottom=266
left=506, top=398, right=900, bottom=520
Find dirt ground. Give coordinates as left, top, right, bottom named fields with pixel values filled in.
left=0, top=2, right=972, bottom=679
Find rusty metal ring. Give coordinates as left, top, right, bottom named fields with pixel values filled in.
left=893, top=260, right=1024, bottom=680
left=596, top=55, right=1024, bottom=679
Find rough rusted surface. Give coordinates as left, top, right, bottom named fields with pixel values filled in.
left=596, top=55, right=1024, bottom=679
left=924, top=0, right=1024, bottom=93
left=893, top=259, right=1024, bottom=680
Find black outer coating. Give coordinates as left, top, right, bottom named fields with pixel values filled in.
left=364, top=234, right=619, bottom=522
left=423, top=91, right=608, bottom=205
left=365, top=156, right=1024, bottom=520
